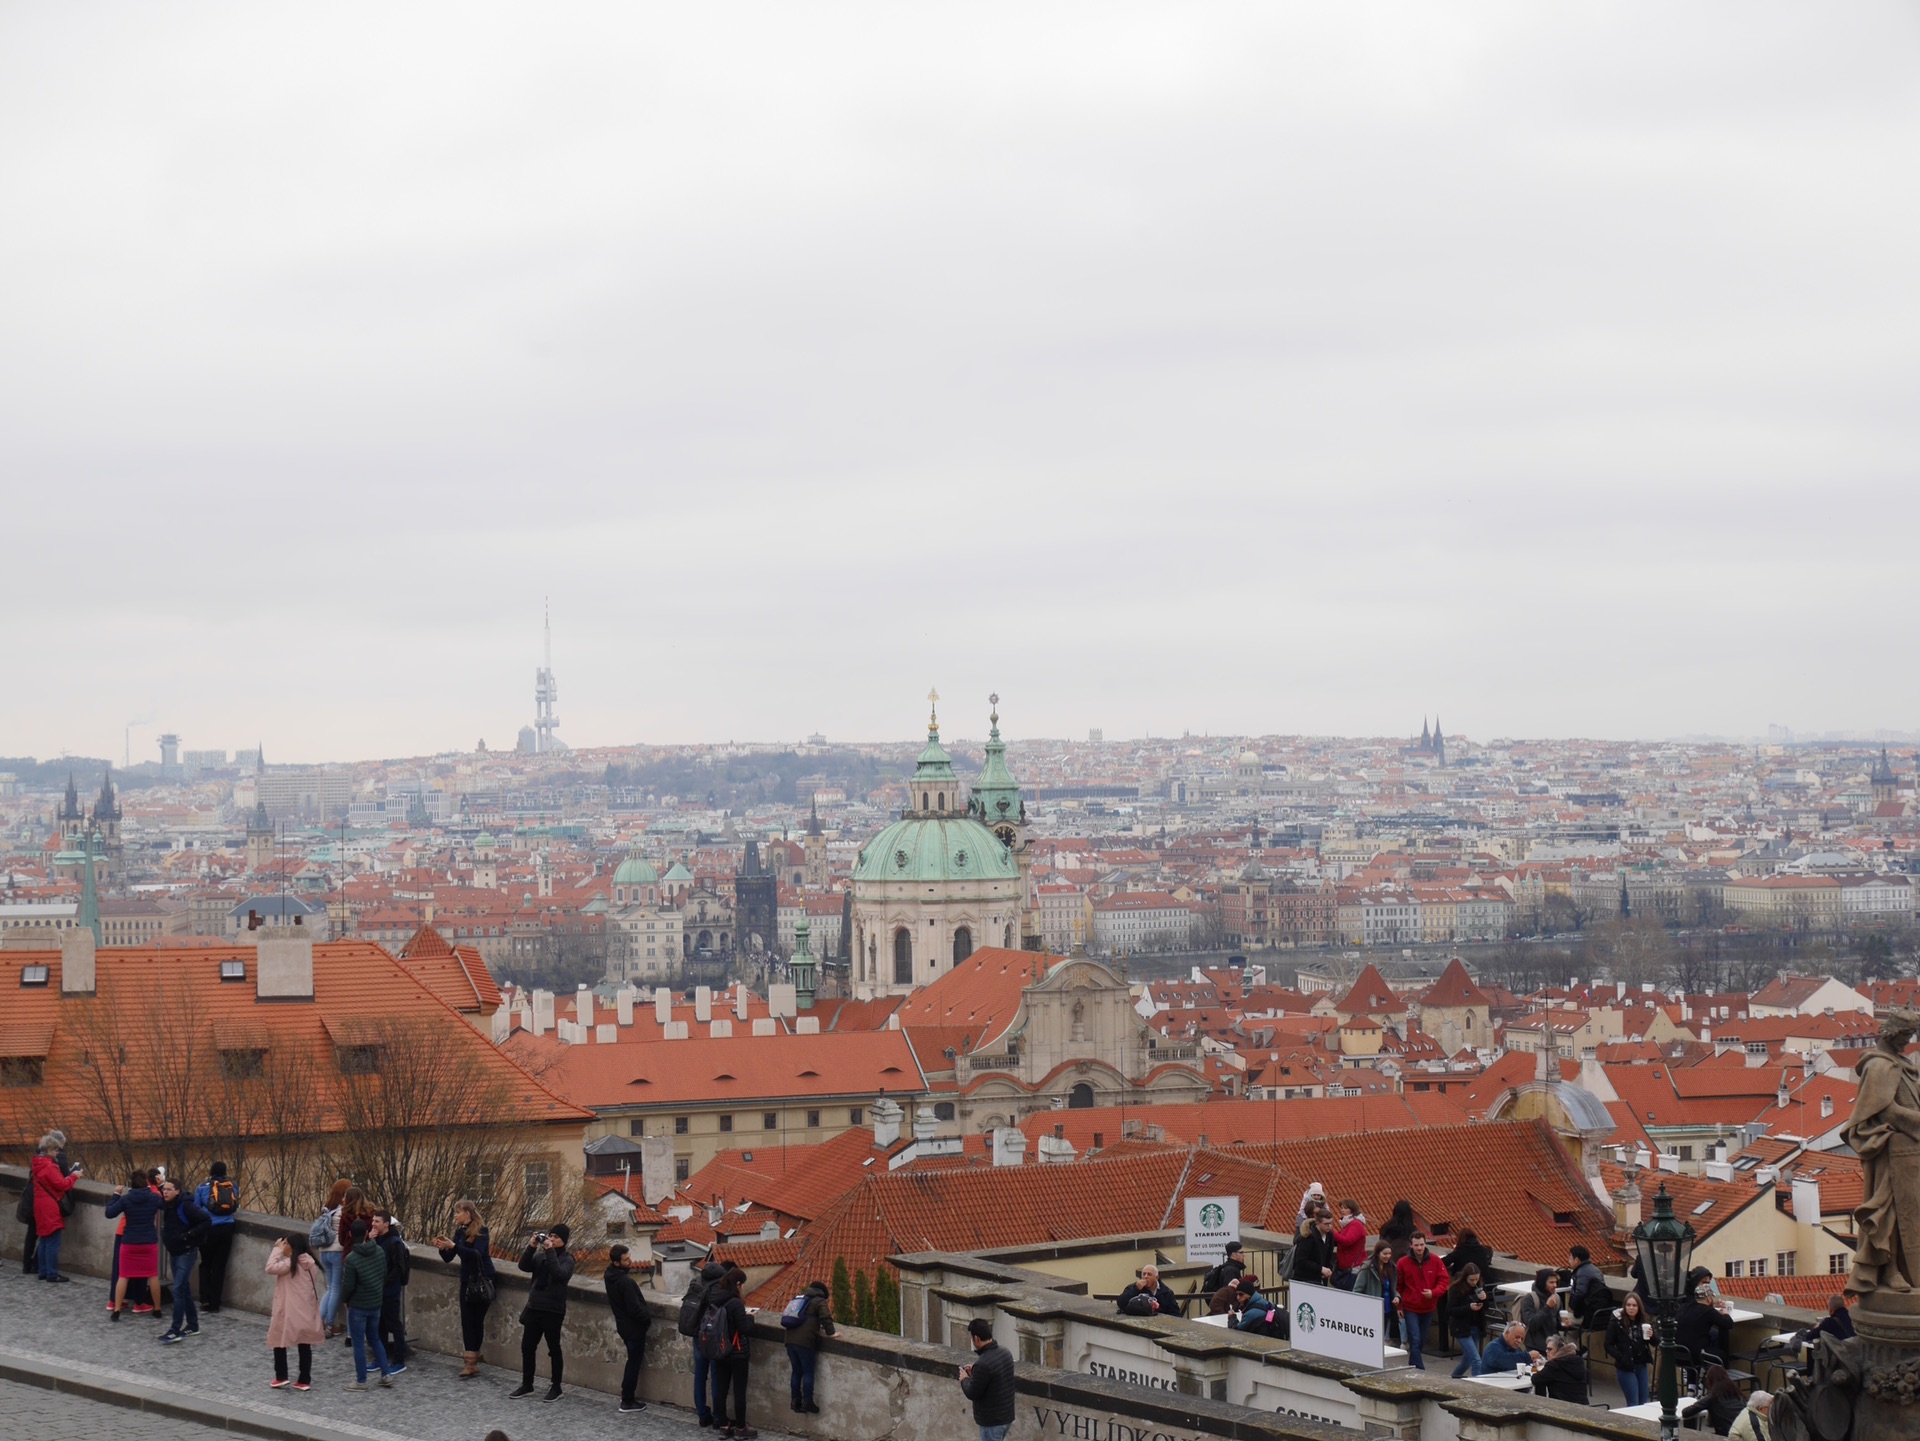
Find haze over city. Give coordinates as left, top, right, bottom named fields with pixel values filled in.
left=5, top=3, right=1919, bottom=761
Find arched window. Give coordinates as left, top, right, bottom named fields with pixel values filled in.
left=953, top=926, right=973, bottom=966
left=933, top=1101, right=956, bottom=1122
left=937, top=792, right=945, bottom=812
left=893, top=927, right=914, bottom=985
left=1068, top=1083, right=1096, bottom=1109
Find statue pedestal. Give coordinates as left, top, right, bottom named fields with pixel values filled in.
left=1777, top=1297, right=1920, bottom=1441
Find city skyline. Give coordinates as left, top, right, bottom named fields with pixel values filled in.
left=5, top=5, right=1918, bottom=759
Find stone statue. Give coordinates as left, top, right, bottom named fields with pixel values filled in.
left=1775, top=1009, right=1920, bottom=1441
left=1845, top=1009, right=1920, bottom=1298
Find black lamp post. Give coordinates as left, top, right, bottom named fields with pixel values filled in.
left=1632, top=1183, right=1697, bottom=1441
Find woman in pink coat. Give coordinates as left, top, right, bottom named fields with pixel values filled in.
left=266, top=1235, right=327, bottom=1390
left=29, top=1133, right=80, bottom=1283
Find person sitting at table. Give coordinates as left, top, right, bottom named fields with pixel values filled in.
left=1531, top=1335, right=1588, bottom=1405
left=1234, top=1279, right=1287, bottom=1339
left=1702, top=1364, right=1745, bottom=1435
left=1678, top=1281, right=1735, bottom=1372
left=1116, top=1264, right=1181, bottom=1318
left=1478, top=1320, right=1540, bottom=1376
left=1795, top=1294, right=1854, bottom=1347
left=1209, top=1274, right=1255, bottom=1318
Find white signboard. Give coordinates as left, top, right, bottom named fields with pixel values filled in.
left=1182, top=1196, right=1239, bottom=1265
left=1286, top=1280, right=1386, bottom=1370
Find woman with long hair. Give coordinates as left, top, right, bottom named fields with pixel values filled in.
left=1379, top=1200, right=1416, bottom=1260
left=1606, top=1291, right=1655, bottom=1407
left=1445, top=1262, right=1489, bottom=1379
left=433, top=1199, right=496, bottom=1379
left=1702, top=1364, right=1744, bottom=1436
left=266, top=1233, right=325, bottom=1390
left=314, top=1179, right=353, bottom=1337
left=1331, top=1200, right=1368, bottom=1289
left=104, top=1169, right=165, bottom=1319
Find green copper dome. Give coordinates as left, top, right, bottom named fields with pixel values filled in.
left=614, top=855, right=659, bottom=886
left=851, top=815, right=1018, bottom=885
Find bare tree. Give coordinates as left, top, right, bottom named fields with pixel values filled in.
left=314, top=1016, right=580, bottom=1240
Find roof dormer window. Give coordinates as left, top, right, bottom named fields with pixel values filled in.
left=20, top=965, right=48, bottom=987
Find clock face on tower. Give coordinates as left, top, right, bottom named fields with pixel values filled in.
left=994, top=824, right=1017, bottom=851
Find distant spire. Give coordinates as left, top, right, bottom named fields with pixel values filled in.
left=927, top=686, right=940, bottom=738
left=79, top=829, right=100, bottom=943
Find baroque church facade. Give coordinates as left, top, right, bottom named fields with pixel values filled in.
left=848, top=694, right=1035, bottom=999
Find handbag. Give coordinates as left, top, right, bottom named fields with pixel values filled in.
left=13, top=1190, right=31, bottom=1226
left=463, top=1272, right=497, bottom=1308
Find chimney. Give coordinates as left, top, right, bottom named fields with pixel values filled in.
left=1578, top=1046, right=1618, bottom=1102
left=654, top=986, right=672, bottom=1023
left=694, top=986, right=713, bottom=1023
left=1612, top=1177, right=1642, bottom=1231
left=59, top=928, right=96, bottom=995
left=1036, top=1135, right=1076, bottom=1165
left=532, top=989, right=555, bottom=1035
left=912, top=1109, right=938, bottom=1143
left=617, top=989, right=635, bottom=1026
left=992, top=1127, right=1029, bottom=1166
left=256, top=935, right=314, bottom=1000
left=871, top=1095, right=904, bottom=1148
left=735, top=984, right=749, bottom=1021
left=1821, top=1093, right=1834, bottom=1119
left=576, top=985, right=594, bottom=1027
left=1777, top=1073, right=1791, bottom=1110
left=1792, top=1177, right=1822, bottom=1223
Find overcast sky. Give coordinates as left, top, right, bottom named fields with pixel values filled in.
left=3, top=4, right=1917, bottom=764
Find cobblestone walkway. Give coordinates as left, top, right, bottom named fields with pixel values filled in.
left=0, top=1266, right=775, bottom=1441
left=0, top=1375, right=247, bottom=1441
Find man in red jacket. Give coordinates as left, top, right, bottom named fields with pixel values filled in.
left=1393, top=1232, right=1449, bottom=1369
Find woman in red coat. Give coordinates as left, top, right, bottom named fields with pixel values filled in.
left=30, top=1133, right=81, bottom=1283
left=1393, top=1232, right=1449, bottom=1369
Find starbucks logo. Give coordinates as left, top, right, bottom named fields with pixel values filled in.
left=1200, top=1203, right=1225, bottom=1229
left=1295, top=1302, right=1316, bottom=1334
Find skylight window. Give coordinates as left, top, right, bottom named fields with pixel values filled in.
left=1692, top=1201, right=1715, bottom=1216
left=19, top=965, right=48, bottom=987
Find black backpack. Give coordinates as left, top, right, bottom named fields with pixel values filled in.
left=206, top=1179, right=238, bottom=1217
left=677, top=1278, right=711, bottom=1338
left=697, top=1297, right=734, bottom=1359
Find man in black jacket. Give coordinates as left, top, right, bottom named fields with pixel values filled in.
left=1201, top=1241, right=1247, bottom=1297
left=372, top=1212, right=411, bottom=1369
left=605, top=1245, right=652, bottom=1413
left=1116, top=1264, right=1182, bottom=1318
left=959, top=1317, right=1016, bottom=1441
left=510, top=1224, right=574, bottom=1401
left=1290, top=1213, right=1339, bottom=1288
left=157, top=1179, right=211, bottom=1343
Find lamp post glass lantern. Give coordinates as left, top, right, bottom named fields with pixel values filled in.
left=1633, top=1184, right=1696, bottom=1441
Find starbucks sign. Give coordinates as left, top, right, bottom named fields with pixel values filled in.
left=1182, top=1196, right=1239, bottom=1264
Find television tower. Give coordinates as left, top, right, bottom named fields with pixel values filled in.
left=533, top=599, right=561, bottom=754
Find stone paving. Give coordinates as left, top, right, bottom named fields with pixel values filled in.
left=0, top=1265, right=798, bottom=1441
left=0, top=1375, right=248, bottom=1441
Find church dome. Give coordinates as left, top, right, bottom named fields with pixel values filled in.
left=614, top=856, right=659, bottom=887
left=851, top=816, right=1018, bottom=885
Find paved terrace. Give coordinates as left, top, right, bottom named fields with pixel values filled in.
left=0, top=1264, right=783, bottom=1441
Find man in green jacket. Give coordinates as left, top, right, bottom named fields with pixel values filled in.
left=338, top=1218, right=397, bottom=1389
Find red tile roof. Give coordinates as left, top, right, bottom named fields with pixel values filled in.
left=502, top=1028, right=928, bottom=1110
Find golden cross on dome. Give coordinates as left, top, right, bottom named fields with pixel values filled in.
left=927, top=687, right=940, bottom=730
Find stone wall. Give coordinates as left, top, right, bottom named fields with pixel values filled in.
left=3, top=1169, right=1809, bottom=1441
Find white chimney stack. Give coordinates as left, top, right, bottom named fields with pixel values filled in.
left=871, top=1095, right=904, bottom=1148
left=695, top=986, right=712, bottom=1023
left=912, top=1109, right=938, bottom=1143
left=256, top=935, right=315, bottom=1000
left=577, top=986, right=594, bottom=1027
left=532, top=989, right=555, bottom=1035
left=992, top=1127, right=1029, bottom=1166
left=1792, top=1177, right=1822, bottom=1223
left=735, top=985, right=749, bottom=1021
left=655, top=987, right=672, bottom=1024
left=59, top=928, right=96, bottom=995
left=617, top=989, right=635, bottom=1026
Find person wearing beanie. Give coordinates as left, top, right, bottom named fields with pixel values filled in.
left=510, top=1225, right=574, bottom=1401
left=683, top=1259, right=727, bottom=1425
left=193, top=1160, right=241, bottom=1313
